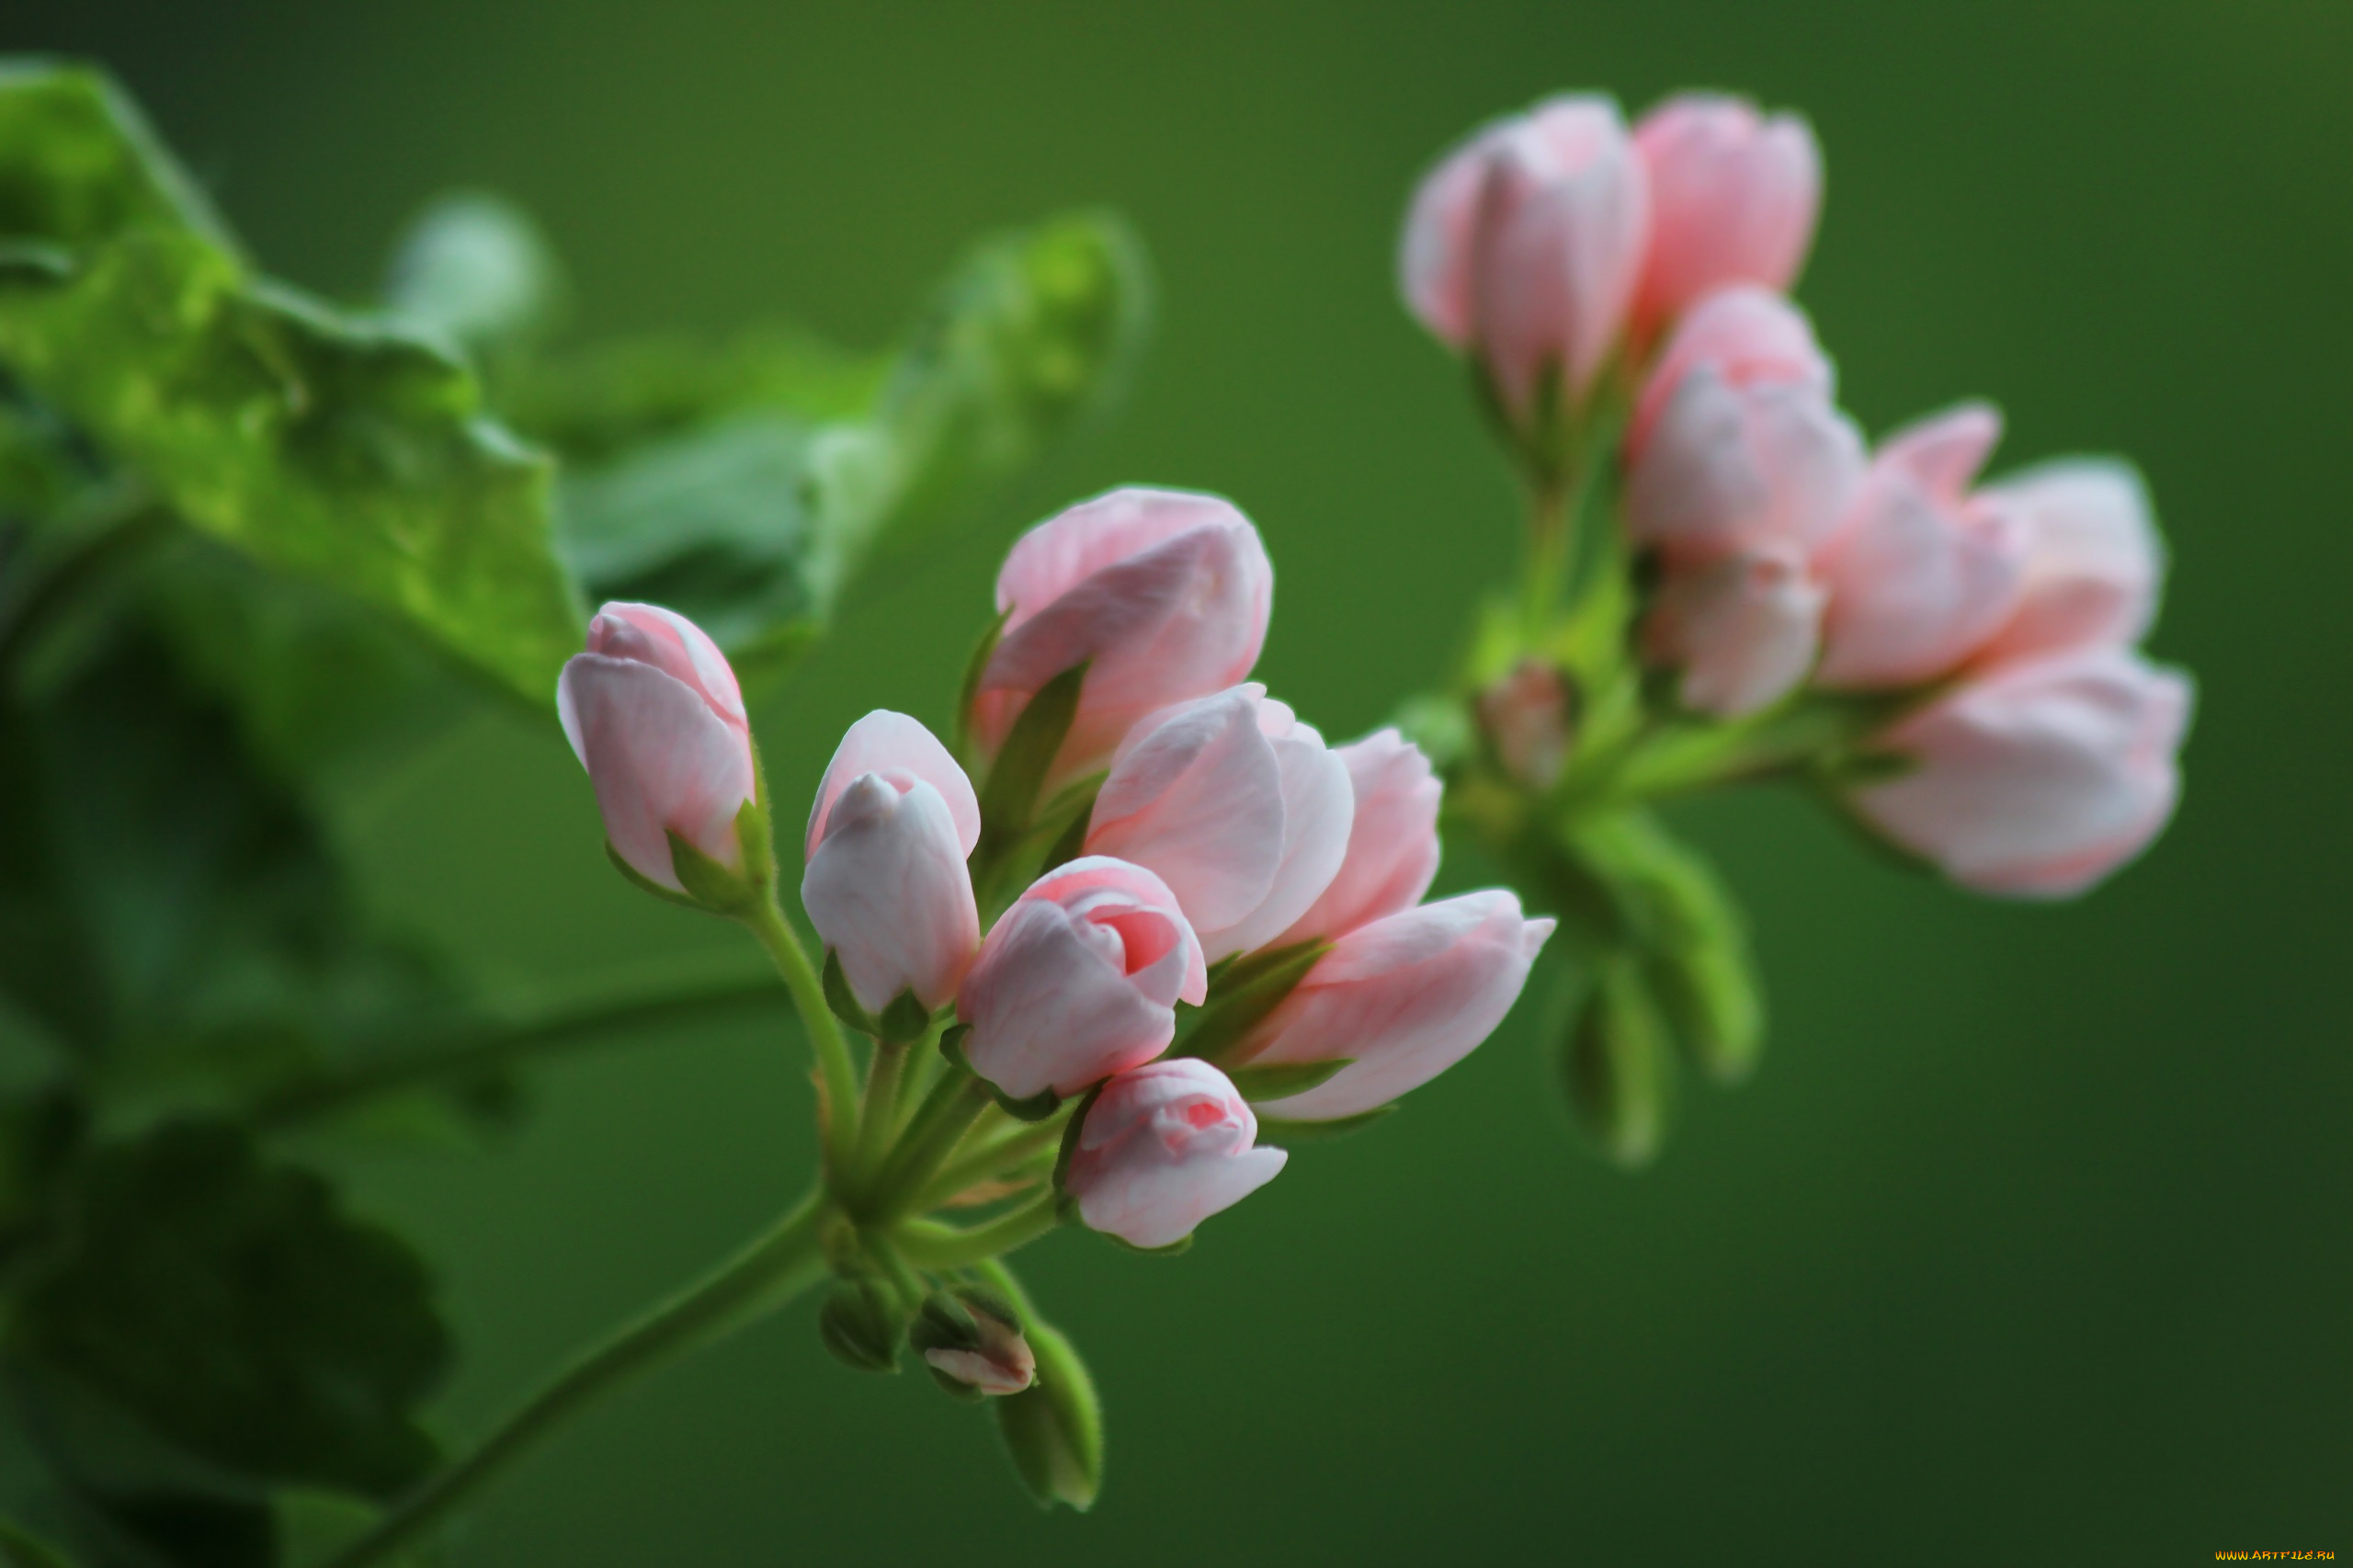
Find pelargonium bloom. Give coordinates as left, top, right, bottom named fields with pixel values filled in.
left=958, top=858, right=1208, bottom=1100
left=1813, top=403, right=2029, bottom=688
left=968, top=488, right=1273, bottom=789
left=1399, top=93, right=1650, bottom=419
left=1275, top=728, right=1443, bottom=947
left=1085, top=685, right=1354, bottom=962
left=1847, top=646, right=2193, bottom=897
left=557, top=602, right=755, bottom=892
left=1631, top=93, right=1822, bottom=335
left=1063, top=1059, right=1289, bottom=1250
left=1972, top=458, right=2166, bottom=666
left=1240, top=891, right=1557, bottom=1121
left=801, top=711, right=982, bottom=1013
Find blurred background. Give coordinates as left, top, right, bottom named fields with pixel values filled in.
left=10, top=1, right=2347, bottom=1561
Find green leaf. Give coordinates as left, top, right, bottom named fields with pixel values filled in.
left=0, top=62, right=583, bottom=703
left=6, top=1119, right=449, bottom=1501
left=975, top=659, right=1087, bottom=853
left=0, top=626, right=490, bottom=1124
left=536, top=212, right=1148, bottom=686
left=1557, top=957, right=1673, bottom=1168
left=1223, top=1058, right=1351, bottom=1102
left=1254, top=1104, right=1399, bottom=1144
left=381, top=190, right=564, bottom=388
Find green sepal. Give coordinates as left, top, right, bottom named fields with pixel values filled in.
left=995, top=1320, right=1102, bottom=1511
left=1106, top=1232, right=1192, bottom=1257
left=821, top=948, right=883, bottom=1036
left=878, top=990, right=935, bottom=1046
left=1559, top=957, right=1674, bottom=1167
left=993, top=1084, right=1063, bottom=1123
left=1036, top=775, right=1100, bottom=875
left=664, top=800, right=773, bottom=915
left=605, top=842, right=711, bottom=912
left=817, top=1278, right=903, bottom=1373
left=1176, top=938, right=1329, bottom=1065
left=1254, top=1104, right=1399, bottom=1144
left=952, top=605, right=1011, bottom=762
left=910, top=1291, right=983, bottom=1354
left=1224, top=1058, right=1352, bottom=1102
left=938, top=1022, right=974, bottom=1068
left=976, top=658, right=1089, bottom=849
left=926, top=1364, right=989, bottom=1403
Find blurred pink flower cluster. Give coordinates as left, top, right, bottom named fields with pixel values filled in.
left=1401, top=92, right=2191, bottom=897
left=561, top=491, right=1554, bottom=1251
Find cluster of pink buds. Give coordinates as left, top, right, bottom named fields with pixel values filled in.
left=1402, top=91, right=2191, bottom=899
left=559, top=486, right=1552, bottom=1263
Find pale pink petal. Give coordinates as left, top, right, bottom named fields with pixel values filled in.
left=558, top=653, right=756, bottom=891
left=806, top=710, right=980, bottom=860
left=1632, top=95, right=1822, bottom=333
left=1277, top=730, right=1443, bottom=945
left=1972, top=459, right=2165, bottom=665
left=1086, top=687, right=1287, bottom=931
left=801, top=774, right=981, bottom=1011
left=1646, top=545, right=1826, bottom=717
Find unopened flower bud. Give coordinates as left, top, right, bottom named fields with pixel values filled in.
left=1063, top=1060, right=1288, bottom=1250
left=958, top=858, right=1208, bottom=1100
left=1276, top=728, right=1443, bottom=946
left=1631, top=94, right=1822, bottom=334
left=995, top=1318, right=1103, bottom=1511
left=971, top=488, right=1273, bottom=788
left=556, top=602, right=756, bottom=892
left=801, top=711, right=982, bottom=1014
left=1972, top=458, right=2165, bottom=666
left=817, top=1278, right=904, bottom=1374
left=1476, top=659, right=1572, bottom=789
left=910, top=1288, right=1034, bottom=1398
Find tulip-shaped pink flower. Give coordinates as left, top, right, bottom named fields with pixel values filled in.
left=1848, top=647, right=2193, bottom=897
left=1399, top=94, right=1650, bottom=419
left=1085, top=686, right=1354, bottom=962
left=958, top=858, right=1209, bottom=1100
left=1064, top=1059, right=1289, bottom=1250
left=970, top=489, right=1274, bottom=787
left=558, top=602, right=756, bottom=892
left=1276, top=729, right=1443, bottom=947
left=801, top=711, right=982, bottom=1013
left=1240, top=892, right=1556, bottom=1121
left=1631, top=94, right=1823, bottom=335
left=1972, top=459, right=2166, bottom=666
left=1644, top=543, right=1828, bottom=717
left=1813, top=403, right=2029, bottom=688
left=1625, top=288, right=1864, bottom=562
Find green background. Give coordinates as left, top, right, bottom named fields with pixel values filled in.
left=12, top=1, right=2348, bottom=1561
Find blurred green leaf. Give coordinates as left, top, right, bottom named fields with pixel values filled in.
left=0, top=627, right=484, bottom=1116
left=6, top=1119, right=449, bottom=1501
left=539, top=212, right=1149, bottom=679
left=1558, top=955, right=1673, bottom=1168
left=0, top=1518, right=79, bottom=1568
left=381, top=191, right=564, bottom=391
left=0, top=61, right=583, bottom=704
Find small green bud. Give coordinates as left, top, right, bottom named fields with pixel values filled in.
left=1560, top=957, right=1674, bottom=1167
left=912, top=1289, right=1034, bottom=1398
left=817, top=1278, right=903, bottom=1373
left=995, top=1319, right=1103, bottom=1511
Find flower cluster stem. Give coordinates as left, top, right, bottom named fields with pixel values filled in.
left=740, top=898, right=859, bottom=1176
left=314, top=1191, right=826, bottom=1568
left=896, top=1195, right=1063, bottom=1269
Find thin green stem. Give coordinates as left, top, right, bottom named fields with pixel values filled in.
left=850, top=1040, right=907, bottom=1189
left=1518, top=479, right=1576, bottom=641
left=868, top=1069, right=992, bottom=1219
left=910, top=1113, right=1068, bottom=1213
left=740, top=899, right=859, bottom=1176
left=895, top=1194, right=1063, bottom=1270
left=316, top=1191, right=826, bottom=1568
left=253, top=977, right=790, bottom=1131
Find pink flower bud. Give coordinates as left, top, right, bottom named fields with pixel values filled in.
left=1972, top=460, right=2166, bottom=666
left=1399, top=95, right=1649, bottom=418
left=958, top=857, right=1209, bottom=1100
left=1631, top=94, right=1823, bottom=335
left=1813, top=403, right=2029, bottom=688
left=1625, top=289, right=1863, bottom=562
left=1275, top=729, right=1443, bottom=946
left=972, top=489, right=1273, bottom=785
left=1477, top=659, right=1572, bottom=789
left=1064, top=1059, right=1289, bottom=1250
left=801, top=711, right=982, bottom=1013
left=1849, top=647, right=2193, bottom=897
left=1086, top=686, right=1354, bottom=962
left=919, top=1296, right=1036, bottom=1397
left=1239, top=892, right=1556, bottom=1121
left=1644, top=544, right=1827, bottom=717
left=557, top=602, right=756, bottom=892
